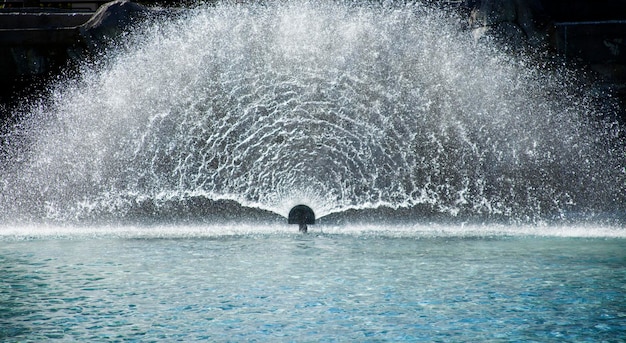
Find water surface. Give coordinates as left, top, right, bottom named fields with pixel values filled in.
left=2, top=226, right=625, bottom=341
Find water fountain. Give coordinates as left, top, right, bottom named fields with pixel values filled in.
left=0, top=2, right=625, bottom=341
left=0, top=0, right=623, bottom=228
left=288, top=204, right=315, bottom=232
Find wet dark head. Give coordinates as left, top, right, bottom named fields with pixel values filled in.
left=288, top=205, right=315, bottom=233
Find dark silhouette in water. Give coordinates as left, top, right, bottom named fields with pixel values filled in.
left=288, top=205, right=315, bottom=233
left=299, top=223, right=308, bottom=233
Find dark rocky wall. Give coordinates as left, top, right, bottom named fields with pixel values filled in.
left=541, top=0, right=626, bottom=22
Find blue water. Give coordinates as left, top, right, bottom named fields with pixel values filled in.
left=2, top=226, right=625, bottom=342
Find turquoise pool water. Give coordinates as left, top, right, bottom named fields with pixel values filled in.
left=2, top=225, right=625, bottom=342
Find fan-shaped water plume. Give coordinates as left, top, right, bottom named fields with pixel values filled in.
left=0, top=1, right=624, bottom=225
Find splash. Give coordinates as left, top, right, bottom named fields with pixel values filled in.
left=1, top=1, right=624, bottom=224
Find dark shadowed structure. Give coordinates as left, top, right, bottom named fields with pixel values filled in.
left=288, top=205, right=315, bottom=233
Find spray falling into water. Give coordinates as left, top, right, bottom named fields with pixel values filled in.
left=1, top=1, right=624, bottom=224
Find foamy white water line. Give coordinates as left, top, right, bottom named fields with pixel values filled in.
left=1, top=224, right=625, bottom=240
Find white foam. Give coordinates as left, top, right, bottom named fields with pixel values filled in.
left=1, top=223, right=624, bottom=240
